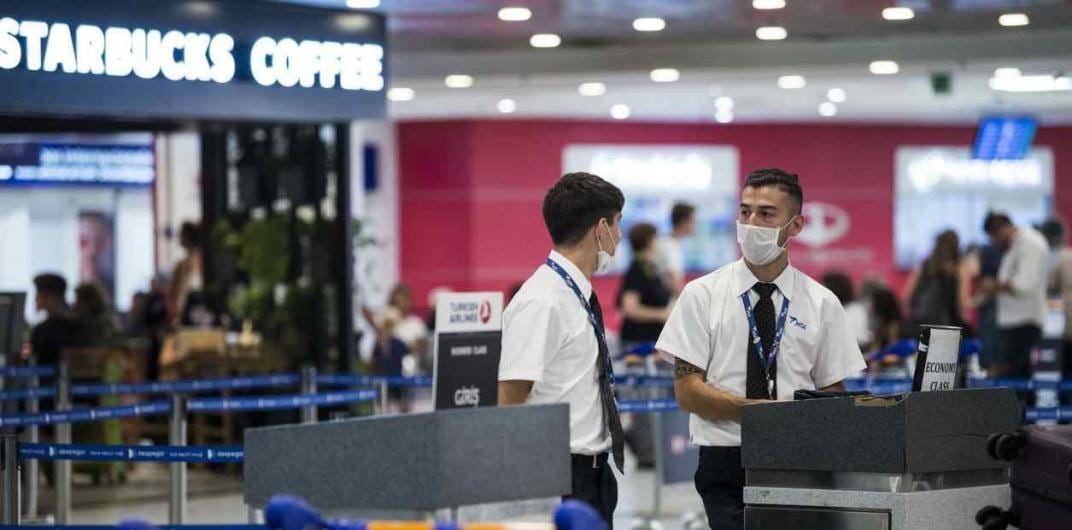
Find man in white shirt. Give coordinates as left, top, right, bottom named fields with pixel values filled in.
left=981, top=212, right=1049, bottom=378
left=656, top=203, right=696, bottom=296
left=498, top=172, right=626, bottom=527
left=656, top=169, right=866, bottom=530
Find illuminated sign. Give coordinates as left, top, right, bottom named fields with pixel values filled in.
left=0, top=17, right=383, bottom=92
left=0, top=139, right=154, bottom=186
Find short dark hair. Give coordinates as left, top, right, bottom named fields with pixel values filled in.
left=671, top=203, right=696, bottom=229
left=983, top=212, right=1013, bottom=235
left=179, top=222, right=200, bottom=249
left=628, top=223, right=658, bottom=252
left=542, top=172, right=625, bottom=246
left=743, top=168, right=803, bottom=214
left=33, top=273, right=67, bottom=299
left=821, top=271, right=855, bottom=305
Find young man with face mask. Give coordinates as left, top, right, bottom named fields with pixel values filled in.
left=656, top=169, right=866, bottom=530
left=498, top=172, right=626, bottom=527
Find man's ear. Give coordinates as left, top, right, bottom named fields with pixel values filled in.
left=788, top=213, right=805, bottom=237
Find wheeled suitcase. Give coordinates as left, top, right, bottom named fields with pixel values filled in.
left=977, top=426, right=1072, bottom=529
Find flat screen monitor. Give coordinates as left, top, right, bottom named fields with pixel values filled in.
left=972, top=116, right=1037, bottom=160
left=0, top=292, right=27, bottom=363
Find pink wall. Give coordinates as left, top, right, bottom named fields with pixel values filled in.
left=399, top=120, right=1072, bottom=327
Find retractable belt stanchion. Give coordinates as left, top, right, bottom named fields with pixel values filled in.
left=379, top=380, right=389, bottom=414
left=1, top=432, right=18, bottom=525
left=169, top=394, right=187, bottom=525
left=25, top=361, right=39, bottom=520
left=54, top=362, right=71, bottom=525
left=301, top=366, right=317, bottom=424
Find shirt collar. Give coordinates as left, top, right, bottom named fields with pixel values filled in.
left=548, top=250, right=593, bottom=299
left=733, top=258, right=796, bottom=301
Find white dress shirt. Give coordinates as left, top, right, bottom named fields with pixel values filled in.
left=656, top=236, right=685, bottom=280
left=656, top=259, right=866, bottom=447
left=498, top=250, right=611, bottom=455
left=997, top=227, right=1050, bottom=329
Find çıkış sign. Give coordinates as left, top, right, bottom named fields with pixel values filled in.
left=0, top=17, right=383, bottom=91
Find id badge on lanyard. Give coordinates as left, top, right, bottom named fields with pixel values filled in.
left=740, top=293, right=790, bottom=398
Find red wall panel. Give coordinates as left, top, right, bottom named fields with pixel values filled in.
left=399, top=119, right=1072, bottom=328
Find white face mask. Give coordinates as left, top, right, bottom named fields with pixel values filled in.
left=737, top=216, right=797, bottom=266
left=595, top=219, right=618, bottom=275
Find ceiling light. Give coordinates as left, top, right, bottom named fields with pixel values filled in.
left=869, top=60, right=899, bottom=75
left=998, top=13, right=1030, bottom=27
left=578, top=82, right=607, bottom=96
left=444, top=75, right=474, bottom=88
left=715, top=109, right=734, bottom=123
left=994, top=67, right=1022, bottom=78
left=827, top=88, right=846, bottom=102
left=756, top=26, right=788, bottom=40
left=610, top=104, right=631, bottom=120
left=498, top=7, right=532, bottom=22
left=753, top=0, right=785, bottom=10
left=346, top=0, right=380, bottom=8
left=650, top=68, right=680, bottom=83
left=989, top=74, right=1071, bottom=93
left=633, top=17, right=666, bottom=32
left=777, top=75, right=806, bottom=89
left=497, top=99, right=517, bottom=114
left=882, top=7, right=914, bottom=21
left=530, top=33, right=561, bottom=48
left=714, top=96, right=735, bottom=111
left=819, top=102, right=838, bottom=117
left=387, top=87, right=415, bottom=101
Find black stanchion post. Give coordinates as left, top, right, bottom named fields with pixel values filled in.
left=54, top=362, right=70, bottom=525
left=169, top=395, right=187, bottom=525
left=25, top=360, right=38, bottom=519
left=301, top=365, right=317, bottom=424
left=1, top=432, right=19, bottom=525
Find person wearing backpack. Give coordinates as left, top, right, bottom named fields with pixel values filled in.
left=903, top=230, right=968, bottom=338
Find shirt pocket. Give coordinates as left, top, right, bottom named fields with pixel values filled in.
left=784, top=311, right=822, bottom=380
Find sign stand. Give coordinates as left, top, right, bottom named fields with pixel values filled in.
left=433, top=292, right=504, bottom=411
left=912, top=325, right=962, bottom=392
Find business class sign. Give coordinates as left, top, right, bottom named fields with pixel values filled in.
left=0, top=0, right=386, bottom=121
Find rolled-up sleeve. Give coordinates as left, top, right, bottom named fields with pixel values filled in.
left=811, top=298, right=867, bottom=388
left=499, top=297, right=558, bottom=382
left=656, top=282, right=711, bottom=369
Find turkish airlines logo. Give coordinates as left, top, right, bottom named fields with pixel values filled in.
left=479, top=301, right=492, bottom=324
left=797, top=202, right=850, bottom=248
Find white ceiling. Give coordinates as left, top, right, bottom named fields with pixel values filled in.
left=276, top=0, right=1072, bottom=124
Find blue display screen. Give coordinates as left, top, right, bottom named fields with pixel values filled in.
left=972, top=116, right=1037, bottom=160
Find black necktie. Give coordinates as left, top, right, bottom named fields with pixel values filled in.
left=746, top=283, right=778, bottom=400
left=589, top=291, right=625, bottom=473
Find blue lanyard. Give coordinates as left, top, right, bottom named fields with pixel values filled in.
left=740, top=291, right=790, bottom=392
left=545, top=259, right=614, bottom=381
left=546, top=259, right=605, bottom=345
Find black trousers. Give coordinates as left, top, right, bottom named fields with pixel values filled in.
left=1000, top=324, right=1041, bottom=378
left=695, top=446, right=745, bottom=530
left=565, top=453, right=618, bottom=529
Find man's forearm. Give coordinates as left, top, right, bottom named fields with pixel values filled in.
left=498, top=380, right=533, bottom=406
left=673, top=358, right=763, bottom=423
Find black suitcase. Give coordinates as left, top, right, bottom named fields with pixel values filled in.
left=977, top=426, right=1072, bottom=529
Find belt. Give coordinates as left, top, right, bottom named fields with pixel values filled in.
left=571, top=452, right=609, bottom=469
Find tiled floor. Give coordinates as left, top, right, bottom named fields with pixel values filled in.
left=30, top=456, right=707, bottom=529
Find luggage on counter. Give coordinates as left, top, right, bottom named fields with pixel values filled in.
left=977, top=425, right=1072, bottom=529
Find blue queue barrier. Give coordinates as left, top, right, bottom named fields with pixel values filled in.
left=0, top=374, right=304, bottom=402
left=0, top=366, right=56, bottom=379
left=20, top=443, right=244, bottom=464
left=315, top=374, right=433, bottom=389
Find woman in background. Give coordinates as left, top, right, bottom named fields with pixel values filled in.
left=903, top=230, right=968, bottom=336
